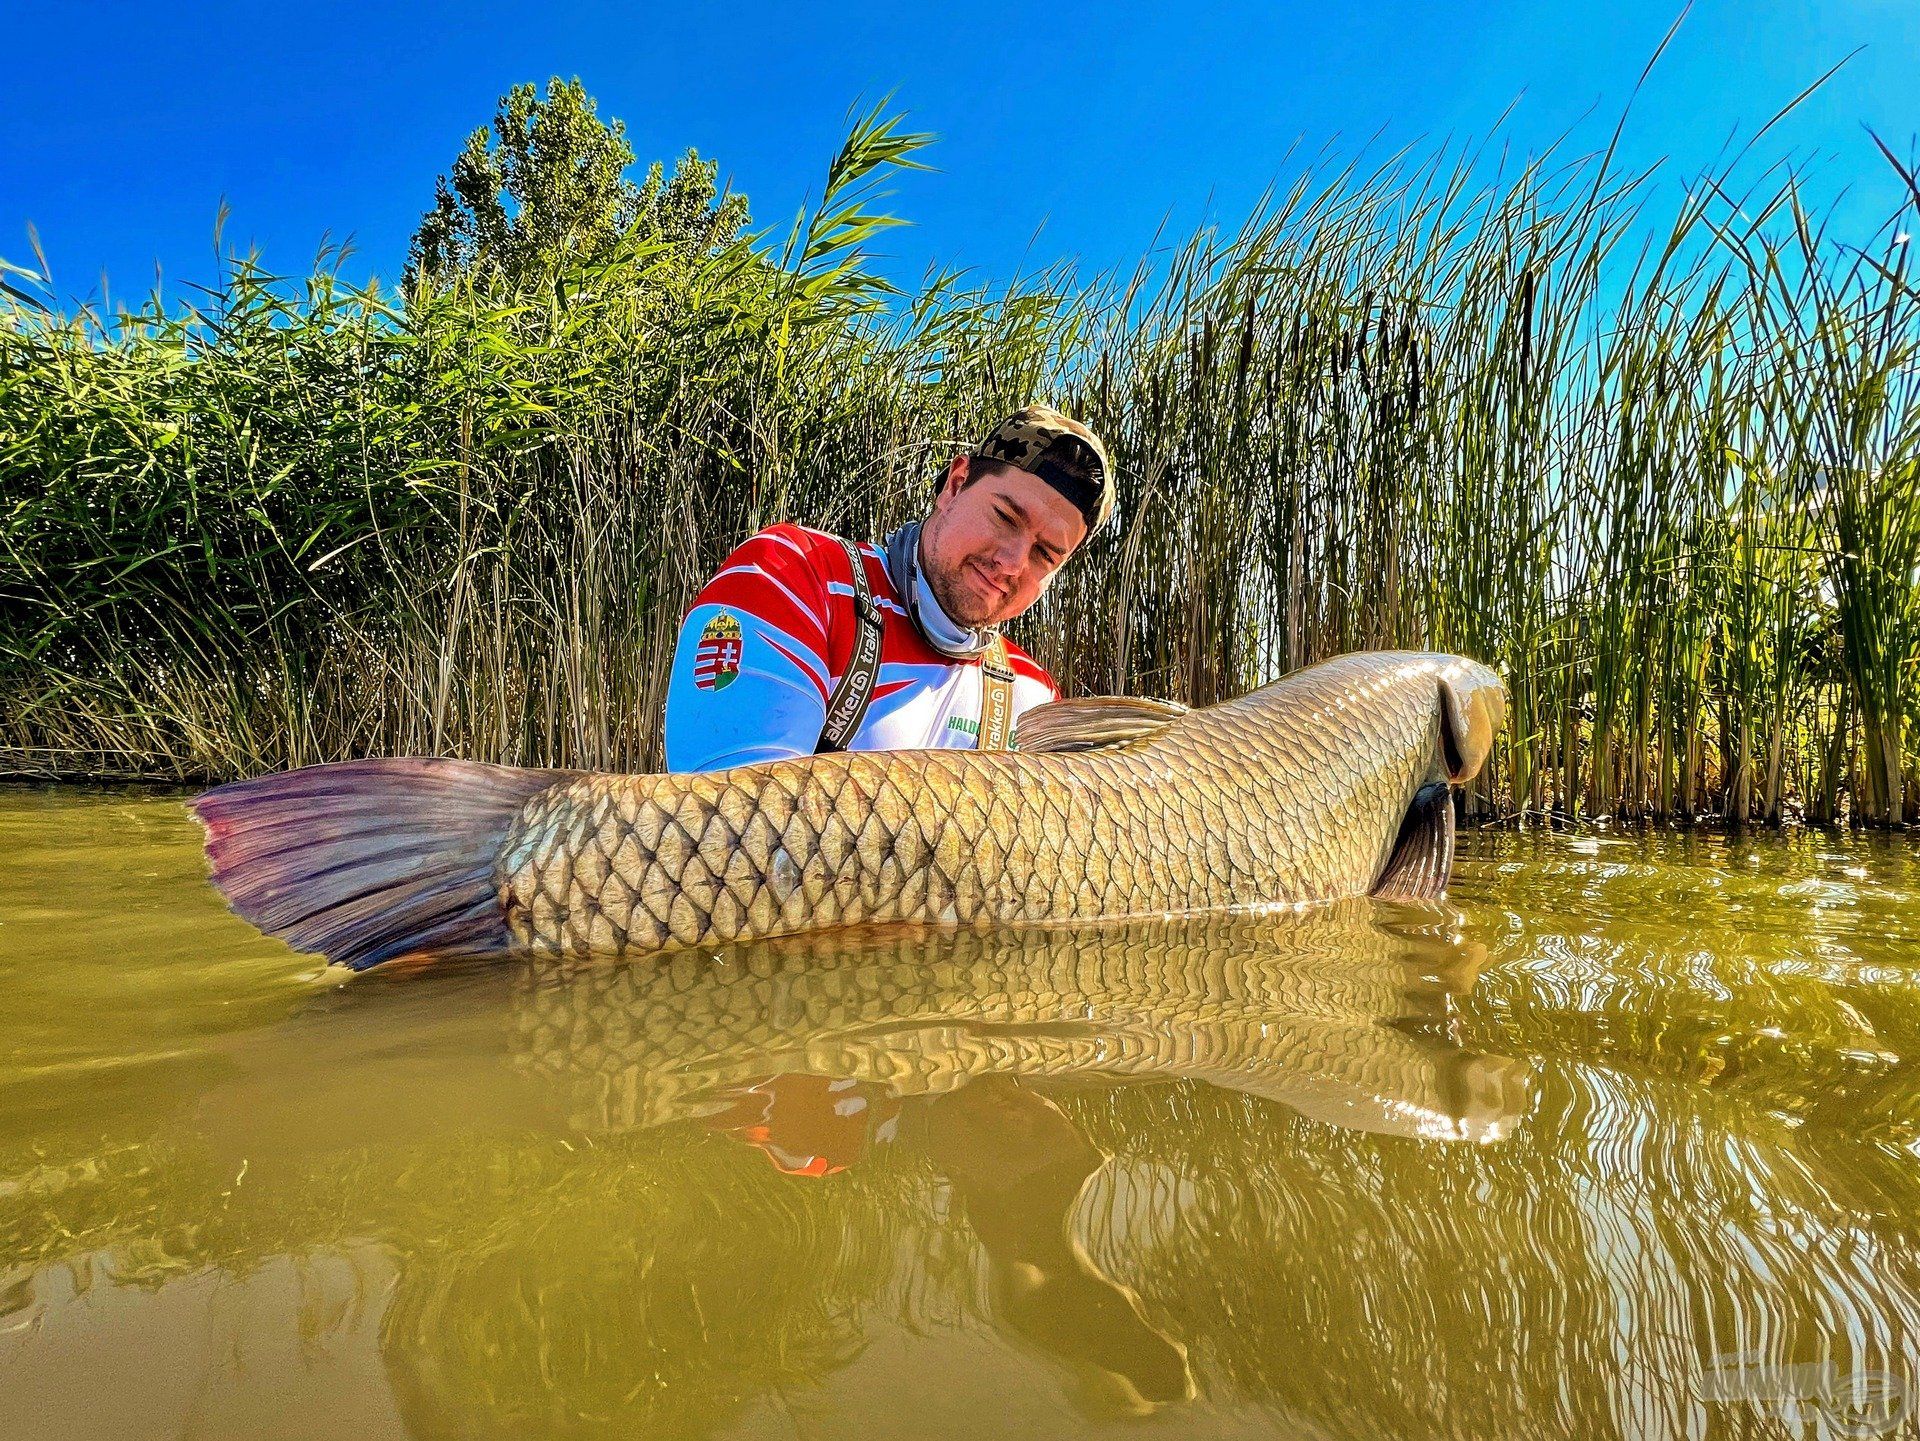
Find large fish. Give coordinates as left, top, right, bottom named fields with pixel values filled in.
left=193, top=650, right=1505, bottom=971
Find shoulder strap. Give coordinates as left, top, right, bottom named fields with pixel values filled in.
left=818, top=536, right=885, bottom=753
left=977, top=634, right=1015, bottom=752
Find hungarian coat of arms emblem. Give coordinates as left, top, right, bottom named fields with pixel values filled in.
left=693, top=611, right=744, bottom=691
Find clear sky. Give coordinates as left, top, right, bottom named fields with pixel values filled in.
left=7, top=1, right=1918, bottom=309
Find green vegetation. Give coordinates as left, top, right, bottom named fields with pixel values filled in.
left=3, top=82, right=1919, bottom=824
left=407, top=76, right=750, bottom=285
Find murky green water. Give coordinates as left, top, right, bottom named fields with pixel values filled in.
left=3, top=788, right=1918, bottom=1440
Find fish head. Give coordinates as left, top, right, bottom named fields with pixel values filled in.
left=1221, top=651, right=1508, bottom=902
left=1375, top=653, right=1506, bottom=901
left=1435, top=654, right=1507, bottom=784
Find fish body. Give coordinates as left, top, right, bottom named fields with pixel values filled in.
left=194, top=650, right=1504, bottom=970
left=504, top=649, right=1502, bottom=955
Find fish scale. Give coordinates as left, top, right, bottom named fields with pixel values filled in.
left=499, top=651, right=1495, bottom=959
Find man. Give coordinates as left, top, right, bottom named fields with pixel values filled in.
left=664, top=404, right=1112, bottom=772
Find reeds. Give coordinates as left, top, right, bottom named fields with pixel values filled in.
left=4, top=107, right=1919, bottom=824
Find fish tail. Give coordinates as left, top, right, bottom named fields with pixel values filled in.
left=190, top=757, right=566, bottom=971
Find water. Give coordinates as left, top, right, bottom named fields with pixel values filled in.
left=3, top=788, right=1918, bottom=1440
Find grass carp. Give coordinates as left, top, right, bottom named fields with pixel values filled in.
left=193, top=650, right=1505, bottom=971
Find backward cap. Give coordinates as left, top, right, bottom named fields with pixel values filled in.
left=973, top=403, right=1115, bottom=532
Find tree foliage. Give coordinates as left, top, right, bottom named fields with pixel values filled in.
left=407, top=77, right=750, bottom=286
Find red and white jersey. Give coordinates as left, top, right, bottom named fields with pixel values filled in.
left=664, top=524, right=1059, bottom=773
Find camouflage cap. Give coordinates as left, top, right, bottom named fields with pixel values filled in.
left=972, top=404, right=1114, bottom=533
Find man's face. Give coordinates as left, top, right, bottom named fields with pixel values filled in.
left=919, top=455, right=1089, bottom=628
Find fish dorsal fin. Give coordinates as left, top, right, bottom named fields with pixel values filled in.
left=1012, top=695, right=1189, bottom=754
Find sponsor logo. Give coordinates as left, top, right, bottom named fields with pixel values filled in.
left=946, top=715, right=980, bottom=737
left=693, top=612, right=744, bottom=692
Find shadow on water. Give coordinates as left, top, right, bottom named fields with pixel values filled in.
left=2, top=795, right=1918, bottom=1439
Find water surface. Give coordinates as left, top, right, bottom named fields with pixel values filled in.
left=3, top=789, right=1917, bottom=1439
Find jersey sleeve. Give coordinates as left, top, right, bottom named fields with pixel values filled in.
left=664, top=528, right=840, bottom=773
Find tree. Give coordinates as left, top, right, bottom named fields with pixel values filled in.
left=407, top=77, right=750, bottom=287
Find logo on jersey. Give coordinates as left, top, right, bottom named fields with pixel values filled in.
left=693, top=612, right=743, bottom=691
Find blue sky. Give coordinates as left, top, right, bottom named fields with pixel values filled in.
left=7, top=1, right=1918, bottom=308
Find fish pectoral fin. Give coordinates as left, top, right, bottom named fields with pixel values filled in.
left=1371, top=782, right=1457, bottom=902
left=1012, top=695, right=1189, bottom=754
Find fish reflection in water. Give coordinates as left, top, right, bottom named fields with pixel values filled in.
left=174, top=901, right=1524, bottom=1429
left=506, top=902, right=1523, bottom=1148
left=466, top=904, right=1524, bottom=1421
